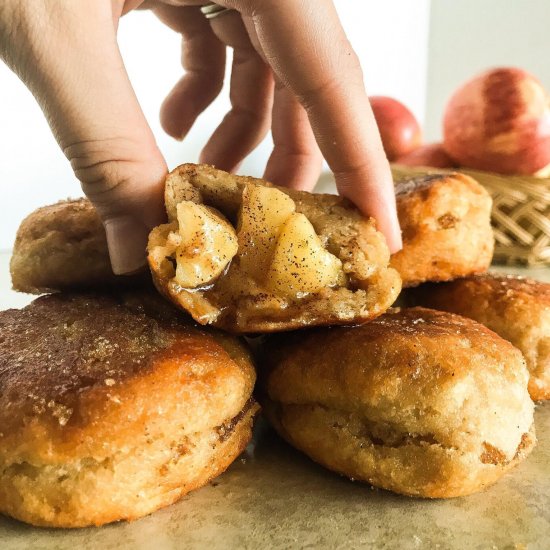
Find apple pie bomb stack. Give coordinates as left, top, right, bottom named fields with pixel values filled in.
left=2, top=164, right=544, bottom=529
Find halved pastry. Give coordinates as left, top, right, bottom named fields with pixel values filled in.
left=147, top=164, right=401, bottom=333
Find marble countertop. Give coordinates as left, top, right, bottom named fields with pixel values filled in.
left=0, top=250, right=549, bottom=549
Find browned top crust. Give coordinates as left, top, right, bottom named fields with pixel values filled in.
left=262, top=307, right=523, bottom=403
left=391, top=172, right=494, bottom=287
left=15, top=199, right=102, bottom=244
left=466, top=272, right=550, bottom=303
left=394, top=173, right=451, bottom=197
left=149, top=164, right=401, bottom=333
left=0, top=291, right=255, bottom=463
left=412, top=272, right=550, bottom=309
left=407, top=273, right=550, bottom=400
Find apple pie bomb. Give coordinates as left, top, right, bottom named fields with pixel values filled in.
left=147, top=164, right=401, bottom=333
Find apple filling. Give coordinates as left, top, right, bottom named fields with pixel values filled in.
left=149, top=185, right=345, bottom=299
left=173, top=202, right=238, bottom=288
left=238, top=186, right=345, bottom=297
left=148, top=202, right=238, bottom=290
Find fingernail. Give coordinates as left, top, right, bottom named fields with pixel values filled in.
left=104, top=216, right=150, bottom=275
left=387, top=208, right=403, bottom=254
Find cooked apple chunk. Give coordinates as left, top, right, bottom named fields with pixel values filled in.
left=148, top=201, right=238, bottom=291
left=174, top=202, right=238, bottom=288
left=266, top=213, right=344, bottom=296
left=237, top=185, right=295, bottom=280
left=148, top=163, right=401, bottom=333
left=237, top=184, right=343, bottom=295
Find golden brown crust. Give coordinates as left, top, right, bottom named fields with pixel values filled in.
left=408, top=274, right=550, bottom=400
left=148, top=164, right=401, bottom=333
left=10, top=199, right=148, bottom=294
left=1, top=401, right=257, bottom=528
left=391, top=173, right=494, bottom=287
left=0, top=291, right=258, bottom=527
left=262, top=402, right=535, bottom=499
left=259, top=307, right=535, bottom=498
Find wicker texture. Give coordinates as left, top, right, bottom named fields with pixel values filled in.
left=392, top=165, right=550, bottom=267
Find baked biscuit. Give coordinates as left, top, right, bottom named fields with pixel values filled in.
left=409, top=274, right=550, bottom=401
left=0, top=291, right=258, bottom=527
left=259, top=307, right=535, bottom=498
left=10, top=199, right=122, bottom=294
left=391, top=173, right=494, bottom=286
left=147, top=163, right=401, bottom=333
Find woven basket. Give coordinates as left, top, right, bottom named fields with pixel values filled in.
left=391, top=164, right=550, bottom=267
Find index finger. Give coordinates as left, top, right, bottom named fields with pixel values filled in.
left=220, top=0, right=402, bottom=252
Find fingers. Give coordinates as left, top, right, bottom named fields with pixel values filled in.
left=264, top=82, right=323, bottom=191
left=3, top=2, right=167, bottom=273
left=200, top=11, right=274, bottom=172
left=220, top=0, right=402, bottom=251
left=154, top=5, right=226, bottom=140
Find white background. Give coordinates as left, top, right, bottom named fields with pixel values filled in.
left=2, top=0, right=550, bottom=250
left=1, top=0, right=430, bottom=250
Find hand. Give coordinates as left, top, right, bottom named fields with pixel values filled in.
left=1, top=0, right=167, bottom=274
left=0, top=1, right=401, bottom=275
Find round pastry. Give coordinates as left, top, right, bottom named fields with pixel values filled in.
left=409, top=273, right=550, bottom=401
left=259, top=307, right=535, bottom=498
left=390, top=172, right=494, bottom=287
left=10, top=199, right=115, bottom=293
left=10, top=199, right=148, bottom=294
left=0, top=291, right=258, bottom=528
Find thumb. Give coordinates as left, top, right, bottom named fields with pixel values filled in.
left=1, top=1, right=167, bottom=274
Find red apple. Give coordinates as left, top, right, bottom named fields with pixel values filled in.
left=395, top=143, right=457, bottom=168
left=443, top=67, right=550, bottom=175
left=370, top=96, right=422, bottom=161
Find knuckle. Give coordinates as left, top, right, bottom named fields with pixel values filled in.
left=231, top=105, right=264, bottom=123
left=64, top=138, right=167, bottom=211
left=295, top=76, right=342, bottom=111
left=64, top=138, right=135, bottom=198
left=189, top=67, right=225, bottom=97
left=294, top=48, right=364, bottom=112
